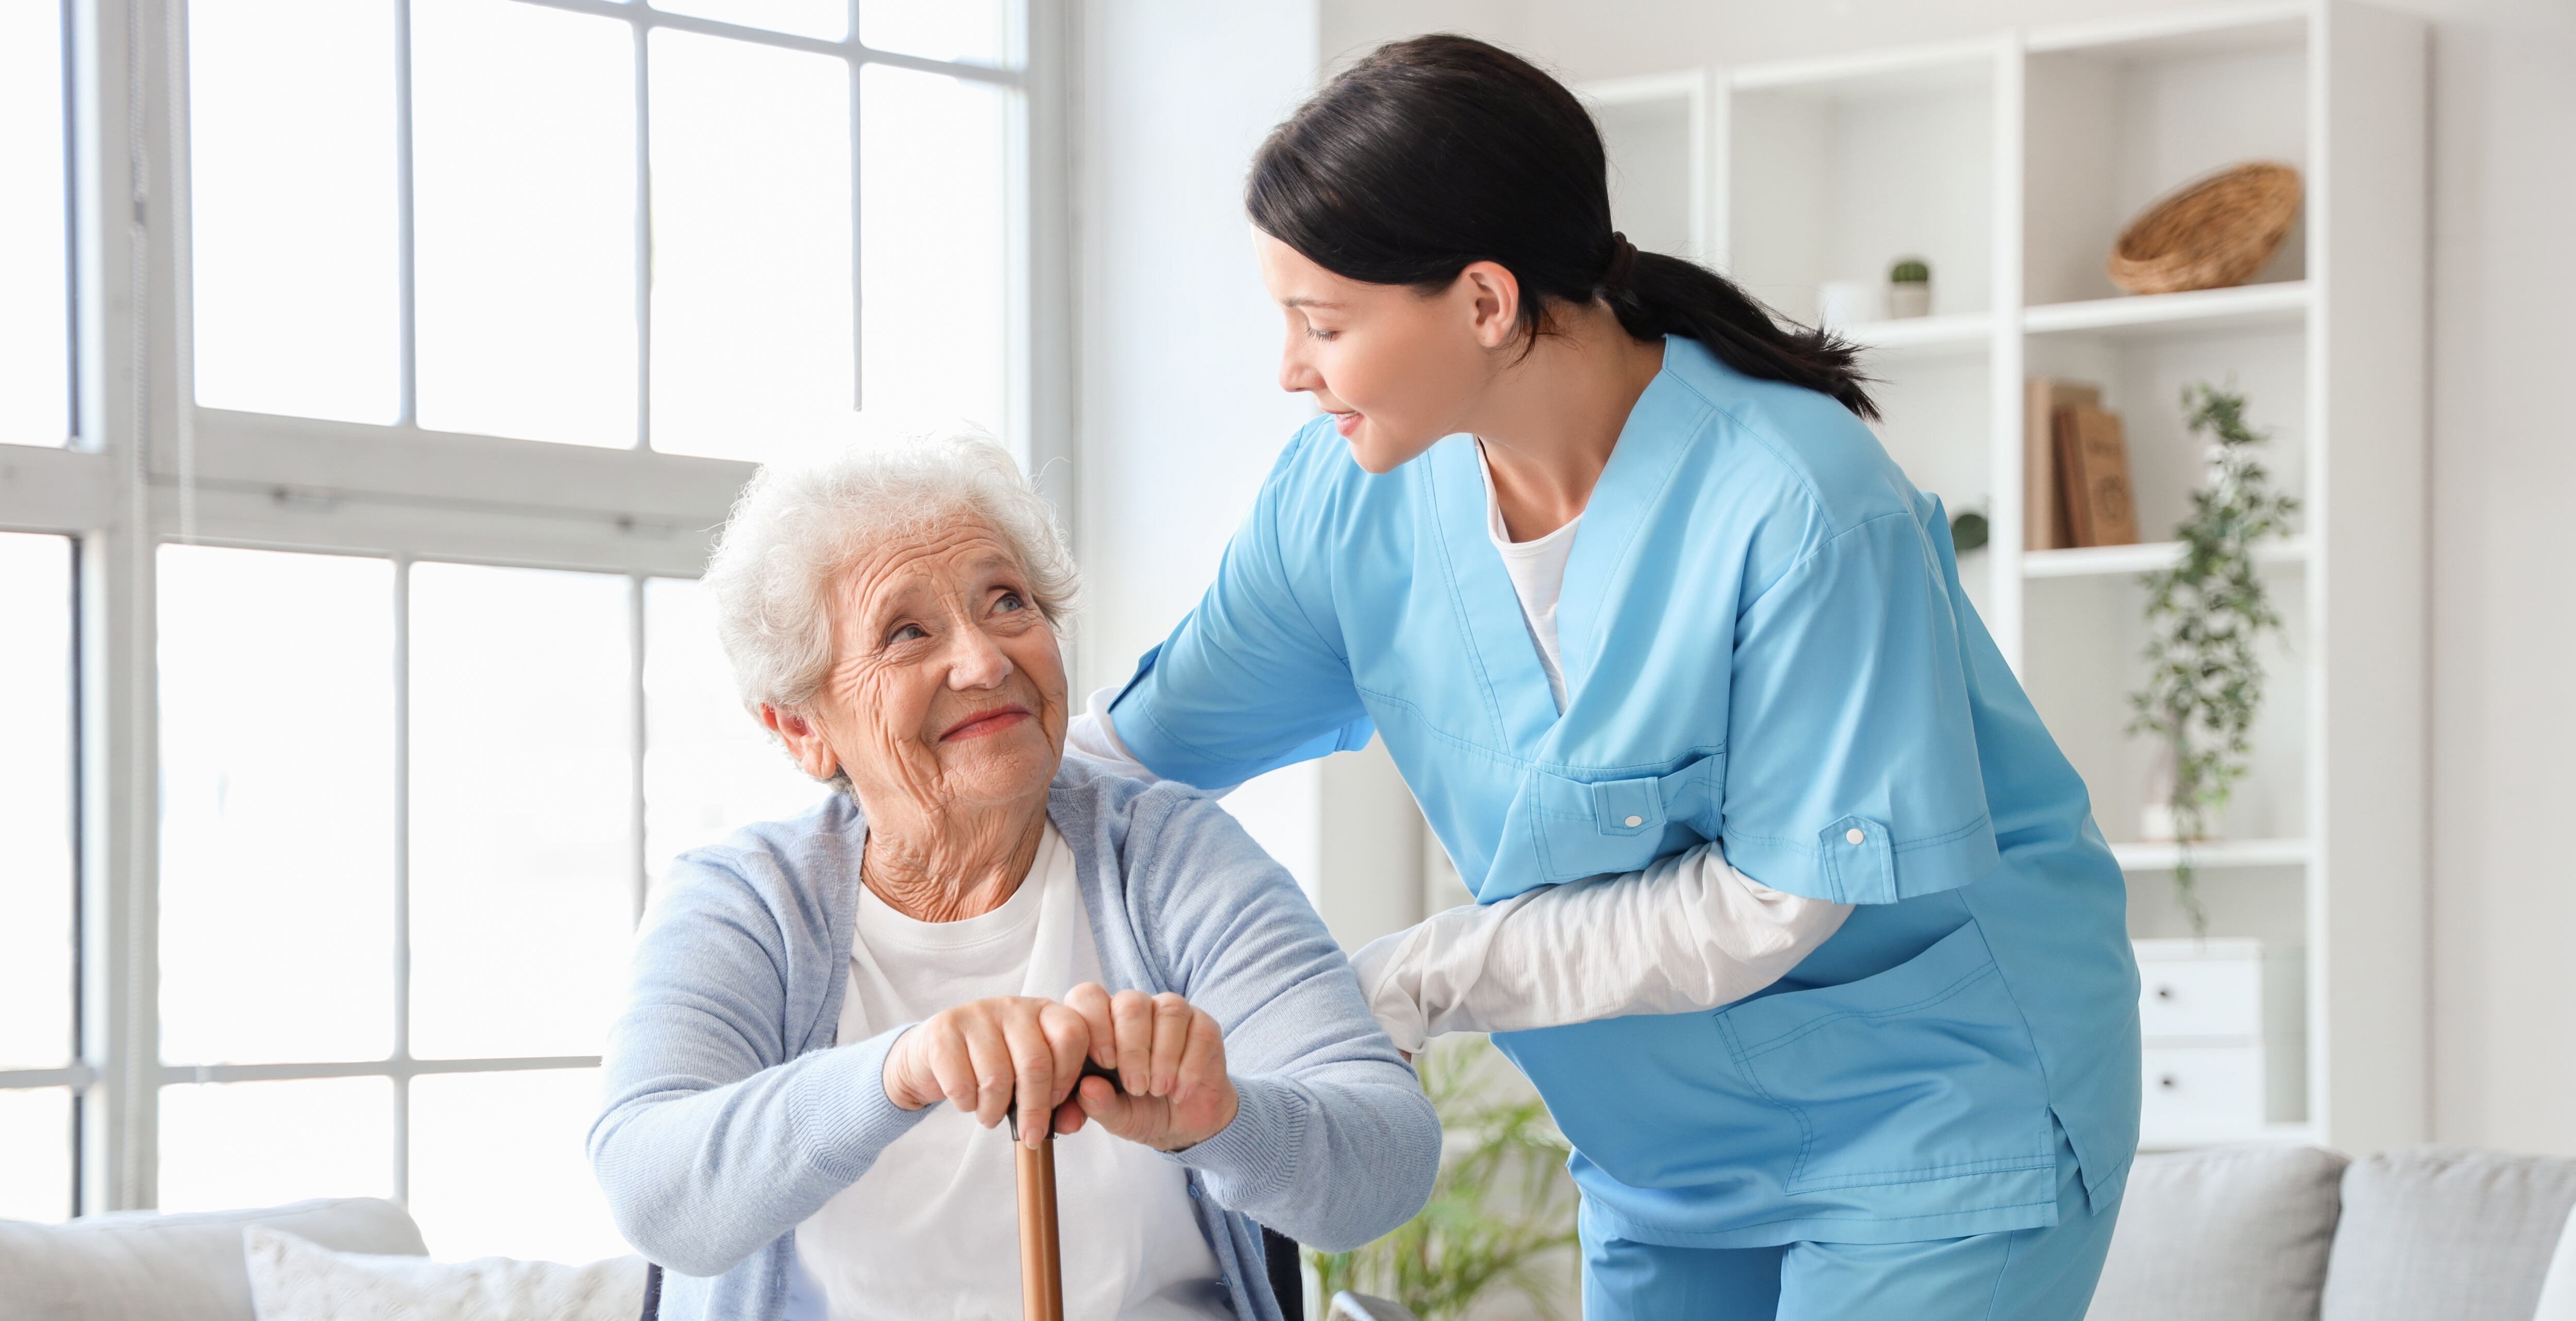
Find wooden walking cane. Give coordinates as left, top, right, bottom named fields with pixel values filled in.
left=1009, top=1060, right=1116, bottom=1321
left=1011, top=1114, right=1065, bottom=1321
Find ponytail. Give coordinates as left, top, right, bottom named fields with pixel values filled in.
left=1247, top=33, right=1878, bottom=421
left=1609, top=249, right=1878, bottom=420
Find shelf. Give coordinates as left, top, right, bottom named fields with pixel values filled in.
left=2023, top=536, right=2308, bottom=580
left=1835, top=310, right=1990, bottom=353
left=2024, top=282, right=2308, bottom=337
left=2112, top=838, right=2311, bottom=872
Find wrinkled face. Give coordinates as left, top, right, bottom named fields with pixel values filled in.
left=1256, top=229, right=1504, bottom=475
left=803, top=518, right=1068, bottom=821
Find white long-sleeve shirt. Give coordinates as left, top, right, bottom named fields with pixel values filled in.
left=1063, top=443, right=1855, bottom=1048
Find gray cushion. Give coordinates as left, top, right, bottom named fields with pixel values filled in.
left=0, top=1196, right=427, bottom=1321
left=2086, top=1144, right=2350, bottom=1321
left=2321, top=1147, right=2576, bottom=1321
left=2535, top=1206, right=2576, bottom=1321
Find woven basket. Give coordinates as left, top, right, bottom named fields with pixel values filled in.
left=2108, top=161, right=2303, bottom=295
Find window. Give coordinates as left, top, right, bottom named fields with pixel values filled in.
left=0, top=0, right=1058, bottom=1255
left=187, top=0, right=1019, bottom=458
left=0, top=0, right=71, bottom=448
left=150, top=551, right=823, bottom=1251
left=0, top=533, right=76, bottom=1222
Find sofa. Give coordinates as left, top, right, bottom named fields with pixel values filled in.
left=0, top=1196, right=427, bottom=1320
left=1334, top=1145, right=2576, bottom=1321
left=2088, top=1145, right=2576, bottom=1321
left=7, top=1146, right=2573, bottom=1320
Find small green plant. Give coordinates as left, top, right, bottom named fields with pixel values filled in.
left=1308, top=1038, right=1580, bottom=1320
left=2128, top=382, right=2299, bottom=934
left=1889, top=257, right=1930, bottom=283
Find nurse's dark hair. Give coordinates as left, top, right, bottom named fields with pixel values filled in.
left=1248, top=33, right=1878, bottom=421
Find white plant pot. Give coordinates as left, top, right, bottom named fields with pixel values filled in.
left=1886, top=282, right=1931, bottom=319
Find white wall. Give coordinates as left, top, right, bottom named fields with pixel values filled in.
left=1073, top=0, right=1423, bottom=947
left=1320, top=0, right=2576, bottom=1156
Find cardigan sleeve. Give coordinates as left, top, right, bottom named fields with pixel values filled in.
left=586, top=851, right=930, bottom=1278
left=1123, top=785, right=1442, bottom=1251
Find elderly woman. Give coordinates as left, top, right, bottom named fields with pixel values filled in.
left=588, top=431, right=1439, bottom=1321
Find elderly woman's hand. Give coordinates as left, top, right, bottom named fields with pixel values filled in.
left=1062, top=983, right=1241, bottom=1152
left=883, top=996, right=1095, bottom=1148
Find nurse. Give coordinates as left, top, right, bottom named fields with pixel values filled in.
left=1077, top=33, right=2140, bottom=1321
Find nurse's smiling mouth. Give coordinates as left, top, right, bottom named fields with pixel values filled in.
left=939, top=704, right=1032, bottom=742
left=1329, top=410, right=1362, bottom=437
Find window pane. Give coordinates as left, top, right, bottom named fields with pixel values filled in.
left=159, top=547, right=395, bottom=1066
left=642, top=577, right=830, bottom=892
left=861, top=0, right=1011, bottom=67
left=408, top=564, right=632, bottom=1060
left=0, top=534, right=72, bottom=1072
left=0, top=0, right=69, bottom=447
left=189, top=0, right=400, bottom=422
left=648, top=29, right=857, bottom=463
left=413, top=0, right=636, bottom=448
left=0, top=1089, right=72, bottom=1223
left=860, top=66, right=1010, bottom=437
left=652, top=0, right=843, bottom=42
left=410, top=1069, right=626, bottom=1263
left=158, top=1076, right=392, bottom=1212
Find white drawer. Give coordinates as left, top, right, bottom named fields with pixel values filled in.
left=2137, top=954, right=2262, bottom=1040
left=2140, top=1044, right=2267, bottom=1143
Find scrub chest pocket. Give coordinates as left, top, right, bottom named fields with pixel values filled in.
left=1523, top=753, right=1724, bottom=884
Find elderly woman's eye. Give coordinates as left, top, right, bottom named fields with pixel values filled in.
left=888, top=622, right=928, bottom=643
left=993, top=590, right=1027, bottom=614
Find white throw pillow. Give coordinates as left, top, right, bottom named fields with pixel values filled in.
left=2536, top=1208, right=2576, bottom=1321
left=244, top=1226, right=647, bottom=1321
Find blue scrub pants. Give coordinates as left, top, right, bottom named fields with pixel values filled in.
left=1581, top=1131, right=2121, bottom=1321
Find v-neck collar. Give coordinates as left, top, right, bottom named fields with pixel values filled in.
left=1424, top=335, right=1703, bottom=756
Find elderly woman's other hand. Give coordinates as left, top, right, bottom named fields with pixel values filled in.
left=1062, top=981, right=1240, bottom=1152
left=882, top=995, right=1095, bottom=1148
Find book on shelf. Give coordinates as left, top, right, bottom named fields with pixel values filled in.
left=2055, top=401, right=2141, bottom=547
left=2024, top=378, right=2099, bottom=551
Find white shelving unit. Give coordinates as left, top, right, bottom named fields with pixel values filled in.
left=1588, top=0, right=2427, bottom=1154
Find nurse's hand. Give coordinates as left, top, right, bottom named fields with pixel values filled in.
left=882, top=995, right=1094, bottom=1148
left=1061, top=982, right=1240, bottom=1152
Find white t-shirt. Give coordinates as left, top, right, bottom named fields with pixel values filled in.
left=1475, top=442, right=1581, bottom=713
left=782, top=825, right=1228, bottom=1321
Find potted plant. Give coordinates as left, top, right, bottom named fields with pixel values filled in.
left=1309, top=1038, right=1579, bottom=1320
left=1886, top=256, right=1931, bottom=318
left=2128, top=382, right=2298, bottom=933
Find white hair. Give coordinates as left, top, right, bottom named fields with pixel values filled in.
left=702, top=425, right=1079, bottom=716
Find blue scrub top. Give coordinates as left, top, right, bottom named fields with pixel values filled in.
left=1111, top=336, right=2141, bottom=1247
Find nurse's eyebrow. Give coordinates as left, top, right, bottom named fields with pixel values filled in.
left=1280, top=296, right=1342, bottom=309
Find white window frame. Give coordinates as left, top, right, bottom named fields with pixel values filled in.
left=0, top=0, right=1073, bottom=1216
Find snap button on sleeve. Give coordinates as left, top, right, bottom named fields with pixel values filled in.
left=1846, top=827, right=1866, bottom=844
left=1625, top=815, right=1644, bottom=828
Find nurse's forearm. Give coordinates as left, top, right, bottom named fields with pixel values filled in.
left=1348, top=844, right=1852, bottom=1053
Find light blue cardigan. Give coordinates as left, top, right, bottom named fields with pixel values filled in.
left=588, top=756, right=1440, bottom=1320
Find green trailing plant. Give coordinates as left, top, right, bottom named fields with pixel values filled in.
left=2128, top=382, right=2299, bottom=934
left=1308, top=1038, right=1580, bottom=1320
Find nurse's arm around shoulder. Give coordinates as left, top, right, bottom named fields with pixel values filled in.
left=1075, top=689, right=1853, bottom=1050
